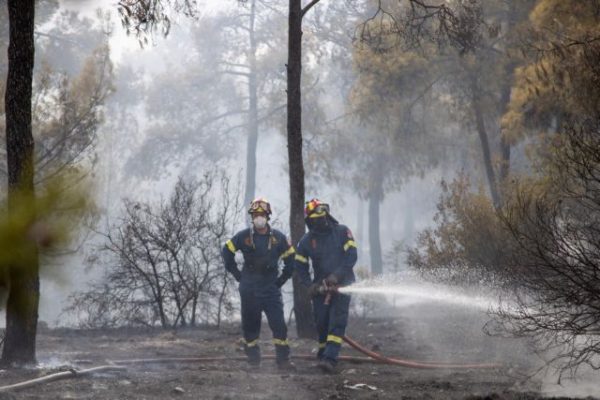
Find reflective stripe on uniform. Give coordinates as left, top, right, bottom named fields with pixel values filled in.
left=318, top=342, right=326, bottom=349
left=226, top=239, right=236, bottom=253
left=280, top=246, right=295, bottom=259
left=326, top=335, right=343, bottom=344
left=295, top=254, right=308, bottom=263
left=245, top=339, right=259, bottom=347
left=273, top=338, right=289, bottom=346
left=343, top=240, right=357, bottom=251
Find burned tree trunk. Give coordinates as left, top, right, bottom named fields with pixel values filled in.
left=287, top=0, right=321, bottom=339
left=2, top=0, right=40, bottom=367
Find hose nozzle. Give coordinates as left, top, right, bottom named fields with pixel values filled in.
left=320, top=280, right=339, bottom=305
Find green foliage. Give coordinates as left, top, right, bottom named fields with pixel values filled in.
left=406, top=0, right=600, bottom=371
left=0, top=17, right=115, bottom=183
left=346, top=1, right=537, bottom=202
left=502, top=0, right=600, bottom=142
left=407, top=175, right=517, bottom=287
left=0, top=172, right=96, bottom=301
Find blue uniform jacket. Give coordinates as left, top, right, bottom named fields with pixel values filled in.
left=295, top=222, right=358, bottom=287
left=222, top=227, right=295, bottom=291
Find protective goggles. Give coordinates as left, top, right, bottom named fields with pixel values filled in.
left=306, top=203, right=329, bottom=218
left=249, top=200, right=270, bottom=214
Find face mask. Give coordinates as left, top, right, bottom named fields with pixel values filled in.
left=310, top=216, right=329, bottom=232
left=253, top=216, right=268, bottom=230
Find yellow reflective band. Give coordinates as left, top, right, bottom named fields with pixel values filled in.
left=273, top=338, right=289, bottom=346
left=318, top=342, right=326, bottom=349
left=309, top=211, right=326, bottom=218
left=343, top=240, right=357, bottom=251
left=280, top=247, right=295, bottom=259
left=327, top=335, right=343, bottom=344
left=295, top=254, right=308, bottom=263
left=226, top=240, right=236, bottom=253
left=245, top=339, right=258, bottom=347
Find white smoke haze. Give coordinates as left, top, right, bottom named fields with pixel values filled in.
left=2, top=2, right=598, bottom=398
left=31, top=2, right=450, bottom=329
left=541, top=368, right=600, bottom=398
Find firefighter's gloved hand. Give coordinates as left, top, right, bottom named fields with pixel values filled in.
left=308, top=283, right=321, bottom=297
left=324, top=274, right=338, bottom=286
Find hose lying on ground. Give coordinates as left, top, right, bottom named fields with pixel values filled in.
left=0, top=366, right=127, bottom=392
left=110, top=354, right=375, bottom=365
left=0, top=335, right=500, bottom=392
left=342, top=335, right=501, bottom=369
left=109, top=336, right=500, bottom=369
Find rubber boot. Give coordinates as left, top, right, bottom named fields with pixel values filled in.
left=244, top=343, right=261, bottom=367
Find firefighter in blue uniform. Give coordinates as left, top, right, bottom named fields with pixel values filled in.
left=295, top=198, right=358, bottom=373
left=222, top=198, right=295, bottom=369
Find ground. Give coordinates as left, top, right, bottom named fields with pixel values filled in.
left=0, top=302, right=597, bottom=399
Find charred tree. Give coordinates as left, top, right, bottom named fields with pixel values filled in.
left=1, top=0, right=40, bottom=367
left=287, top=0, right=321, bottom=339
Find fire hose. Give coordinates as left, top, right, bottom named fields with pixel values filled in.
left=320, top=280, right=500, bottom=369
left=106, top=282, right=495, bottom=370
left=0, top=281, right=500, bottom=392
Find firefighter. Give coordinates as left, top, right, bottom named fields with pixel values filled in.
left=222, top=197, right=295, bottom=369
left=295, top=198, right=358, bottom=373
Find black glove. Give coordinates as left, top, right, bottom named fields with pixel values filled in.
left=276, top=276, right=286, bottom=288
left=308, top=283, right=321, bottom=297
left=324, top=274, right=338, bottom=286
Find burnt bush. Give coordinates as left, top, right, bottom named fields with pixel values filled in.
left=65, top=170, right=241, bottom=329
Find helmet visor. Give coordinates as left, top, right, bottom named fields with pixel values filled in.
left=308, top=203, right=329, bottom=218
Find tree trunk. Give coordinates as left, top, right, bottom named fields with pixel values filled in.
left=287, top=0, right=315, bottom=339
left=368, top=173, right=383, bottom=276
left=498, top=1, right=518, bottom=185
left=244, top=0, right=259, bottom=207
left=470, top=76, right=501, bottom=209
left=216, top=274, right=228, bottom=328
left=499, top=135, right=510, bottom=183
left=356, top=198, right=365, bottom=263
left=403, top=197, right=415, bottom=246
left=2, top=0, right=39, bottom=367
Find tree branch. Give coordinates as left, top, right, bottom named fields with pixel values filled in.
left=301, top=0, right=321, bottom=19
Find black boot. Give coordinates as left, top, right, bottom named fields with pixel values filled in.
left=244, top=342, right=261, bottom=367
left=317, top=358, right=336, bottom=374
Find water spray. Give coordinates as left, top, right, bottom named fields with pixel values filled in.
left=335, top=273, right=503, bottom=312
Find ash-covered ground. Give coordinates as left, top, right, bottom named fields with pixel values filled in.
left=0, top=302, right=597, bottom=400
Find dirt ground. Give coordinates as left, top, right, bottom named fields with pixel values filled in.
left=0, top=302, right=597, bottom=400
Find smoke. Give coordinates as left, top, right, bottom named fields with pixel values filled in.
left=540, top=367, right=600, bottom=398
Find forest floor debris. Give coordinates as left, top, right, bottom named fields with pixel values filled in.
left=1, top=302, right=596, bottom=399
